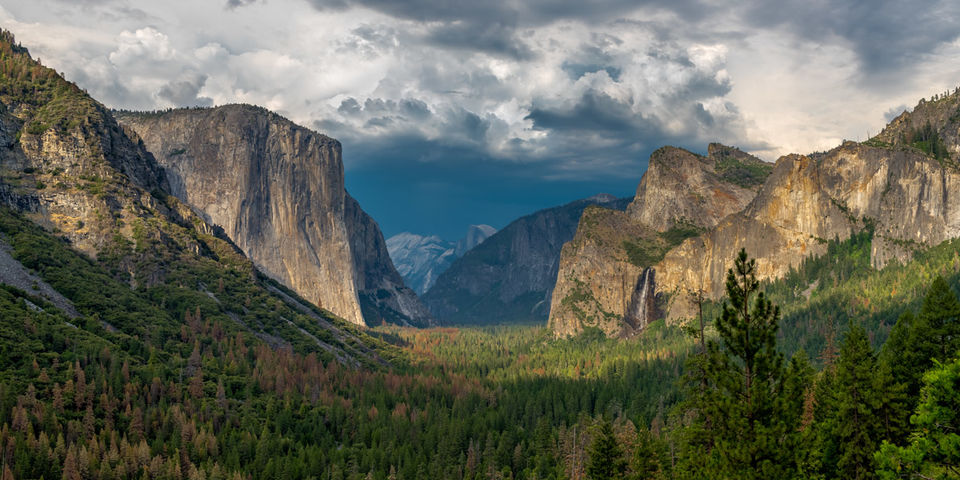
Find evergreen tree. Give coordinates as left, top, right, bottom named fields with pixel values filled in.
left=679, top=249, right=806, bottom=479
left=875, top=357, right=960, bottom=479
left=832, top=325, right=881, bottom=480
left=883, top=277, right=960, bottom=402
left=880, top=310, right=919, bottom=424
left=587, top=420, right=627, bottom=480
left=914, top=276, right=960, bottom=366
left=630, top=426, right=662, bottom=480
left=872, top=359, right=909, bottom=445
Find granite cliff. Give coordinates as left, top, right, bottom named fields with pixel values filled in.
left=551, top=88, right=960, bottom=336
left=658, top=140, right=960, bottom=322
left=548, top=145, right=771, bottom=337
left=116, top=106, right=433, bottom=327
left=658, top=89, right=960, bottom=321
left=424, top=194, right=630, bottom=325
left=0, top=31, right=390, bottom=364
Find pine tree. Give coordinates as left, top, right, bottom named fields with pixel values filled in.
left=872, top=358, right=909, bottom=444
left=587, top=420, right=627, bottom=480
left=679, top=249, right=806, bottom=479
left=883, top=277, right=960, bottom=402
left=832, top=325, right=881, bottom=480
left=875, top=356, right=960, bottom=479
left=913, top=276, right=960, bottom=367
left=880, top=310, right=918, bottom=397
left=630, top=426, right=661, bottom=480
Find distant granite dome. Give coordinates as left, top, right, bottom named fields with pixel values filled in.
left=456, top=224, right=497, bottom=256
left=387, top=224, right=496, bottom=295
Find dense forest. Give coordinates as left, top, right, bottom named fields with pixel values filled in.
left=1, top=198, right=959, bottom=479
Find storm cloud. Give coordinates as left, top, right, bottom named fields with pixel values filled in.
left=2, top=0, right=959, bottom=237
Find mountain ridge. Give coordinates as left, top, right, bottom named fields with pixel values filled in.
left=548, top=87, right=960, bottom=336
left=424, top=194, right=631, bottom=325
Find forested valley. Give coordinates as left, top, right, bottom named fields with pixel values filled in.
left=1, top=201, right=958, bottom=479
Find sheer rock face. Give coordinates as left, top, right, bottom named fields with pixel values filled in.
left=548, top=144, right=769, bottom=337
left=658, top=140, right=960, bottom=322
left=344, top=194, right=435, bottom=327
left=117, top=106, right=432, bottom=327
left=547, top=207, right=655, bottom=337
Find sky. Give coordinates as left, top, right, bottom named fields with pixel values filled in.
left=3, top=0, right=960, bottom=239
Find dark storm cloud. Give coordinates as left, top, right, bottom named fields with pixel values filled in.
left=742, top=0, right=960, bottom=74
left=225, top=0, right=259, bottom=8
left=669, top=68, right=732, bottom=100
left=425, top=21, right=532, bottom=60
left=560, top=39, right=624, bottom=81
left=561, top=62, right=622, bottom=81
left=305, top=0, right=718, bottom=56
left=307, top=0, right=960, bottom=76
left=336, top=97, right=433, bottom=122
left=527, top=90, right=656, bottom=137
left=306, top=0, right=714, bottom=26
left=157, top=74, right=213, bottom=107
left=323, top=96, right=496, bottom=152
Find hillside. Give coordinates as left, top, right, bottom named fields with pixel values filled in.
left=0, top=30, right=392, bottom=365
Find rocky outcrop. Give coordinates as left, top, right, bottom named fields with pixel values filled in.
left=658, top=140, right=960, bottom=322
left=547, top=206, right=658, bottom=337
left=873, top=88, right=960, bottom=157
left=424, top=194, right=630, bottom=325
left=0, top=41, right=171, bottom=263
left=626, top=144, right=769, bottom=231
left=116, top=106, right=433, bottom=327
left=548, top=145, right=770, bottom=337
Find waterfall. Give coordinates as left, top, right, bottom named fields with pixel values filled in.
left=624, top=267, right=657, bottom=334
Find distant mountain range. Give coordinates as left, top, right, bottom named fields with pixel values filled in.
left=386, top=224, right=496, bottom=295
left=422, top=194, right=631, bottom=325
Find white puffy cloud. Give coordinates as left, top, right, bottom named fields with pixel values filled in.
left=109, top=27, right=175, bottom=64
left=2, top=0, right=960, bottom=171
